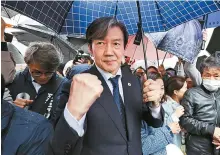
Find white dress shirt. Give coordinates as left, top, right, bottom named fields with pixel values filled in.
left=31, top=77, right=41, bottom=93
left=64, top=66, right=161, bottom=137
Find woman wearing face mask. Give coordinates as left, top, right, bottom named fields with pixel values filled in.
left=180, top=55, right=220, bottom=155
left=162, top=76, right=187, bottom=148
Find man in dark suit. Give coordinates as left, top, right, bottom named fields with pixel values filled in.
left=48, top=17, right=163, bottom=155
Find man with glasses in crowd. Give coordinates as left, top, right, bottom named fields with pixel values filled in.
left=6, top=42, right=65, bottom=119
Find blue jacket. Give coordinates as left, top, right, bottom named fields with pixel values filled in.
left=1, top=100, right=53, bottom=155
left=162, top=96, right=183, bottom=148
left=66, top=64, right=91, bottom=80
left=141, top=121, right=173, bottom=155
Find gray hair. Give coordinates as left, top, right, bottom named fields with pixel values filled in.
left=24, top=42, right=62, bottom=71
left=200, top=55, right=220, bottom=74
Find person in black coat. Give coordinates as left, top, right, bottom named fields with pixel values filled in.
left=180, top=55, right=220, bottom=155
left=6, top=42, right=65, bottom=119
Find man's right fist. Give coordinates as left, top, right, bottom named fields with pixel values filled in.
left=67, top=73, right=103, bottom=120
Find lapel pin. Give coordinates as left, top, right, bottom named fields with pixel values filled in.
left=128, top=83, right=131, bottom=86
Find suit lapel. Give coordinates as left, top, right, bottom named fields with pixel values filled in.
left=121, top=67, right=135, bottom=141
left=88, top=66, right=127, bottom=141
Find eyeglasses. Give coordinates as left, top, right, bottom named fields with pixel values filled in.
left=31, top=70, right=55, bottom=78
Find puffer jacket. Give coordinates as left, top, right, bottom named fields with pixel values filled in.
left=180, top=85, right=220, bottom=155
left=1, top=100, right=53, bottom=155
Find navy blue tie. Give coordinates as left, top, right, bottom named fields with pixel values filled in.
left=109, top=75, right=127, bottom=131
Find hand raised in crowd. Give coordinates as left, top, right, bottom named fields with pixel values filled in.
left=174, top=106, right=185, bottom=118
left=212, top=139, right=220, bottom=149
left=143, top=78, right=161, bottom=108
left=168, top=122, right=181, bottom=134
left=202, top=30, right=207, bottom=41
left=213, top=127, right=220, bottom=143
left=13, top=98, right=33, bottom=108
left=67, top=73, right=103, bottom=120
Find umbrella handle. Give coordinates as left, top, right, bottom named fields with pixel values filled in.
left=156, top=49, right=160, bottom=67
left=142, top=31, right=148, bottom=76
left=201, top=15, right=208, bottom=50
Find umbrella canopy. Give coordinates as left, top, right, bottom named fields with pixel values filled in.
left=7, top=42, right=25, bottom=64
left=62, top=1, right=220, bottom=35
left=146, top=20, right=203, bottom=63
left=10, top=24, right=77, bottom=63
left=198, top=10, right=220, bottom=28
left=2, top=1, right=220, bottom=35
left=206, top=11, right=220, bottom=28
left=1, top=6, right=18, bottom=18
left=124, top=35, right=172, bottom=61
left=1, top=1, right=73, bottom=33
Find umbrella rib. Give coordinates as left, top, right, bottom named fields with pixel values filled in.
left=3, top=6, right=11, bottom=19
left=114, top=0, right=118, bottom=18
left=156, top=49, right=160, bottom=67
left=131, top=45, right=138, bottom=61
left=161, top=52, right=168, bottom=65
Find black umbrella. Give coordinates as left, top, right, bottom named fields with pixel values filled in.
left=1, top=6, right=18, bottom=18
left=11, top=24, right=77, bottom=63
left=1, top=1, right=73, bottom=34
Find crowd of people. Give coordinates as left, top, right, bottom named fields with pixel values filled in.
left=1, top=16, right=220, bottom=155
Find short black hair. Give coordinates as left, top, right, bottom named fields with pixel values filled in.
left=147, top=66, right=159, bottom=73
left=86, top=17, right=128, bottom=49
left=133, top=66, right=145, bottom=73
left=165, top=76, right=186, bottom=97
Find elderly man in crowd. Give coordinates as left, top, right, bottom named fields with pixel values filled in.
left=180, top=55, right=220, bottom=155
left=6, top=42, right=65, bottom=119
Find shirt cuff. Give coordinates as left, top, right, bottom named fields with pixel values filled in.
left=171, top=113, right=180, bottom=122
left=149, top=105, right=162, bottom=119
left=64, top=104, right=86, bottom=137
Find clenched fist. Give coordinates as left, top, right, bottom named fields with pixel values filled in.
left=67, top=73, right=103, bottom=120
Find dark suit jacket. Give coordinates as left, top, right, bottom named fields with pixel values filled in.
left=48, top=65, right=163, bottom=155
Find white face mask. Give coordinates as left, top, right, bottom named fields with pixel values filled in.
left=203, top=79, right=220, bottom=92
